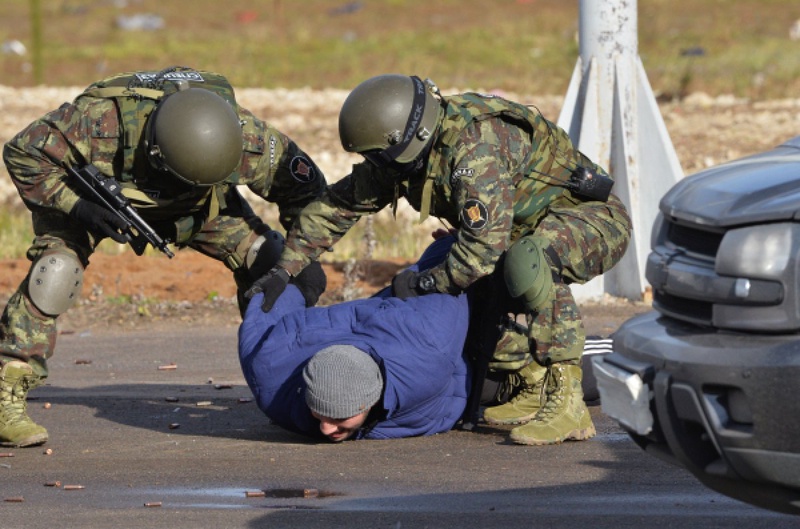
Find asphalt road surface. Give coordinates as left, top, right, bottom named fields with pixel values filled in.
left=2, top=325, right=798, bottom=529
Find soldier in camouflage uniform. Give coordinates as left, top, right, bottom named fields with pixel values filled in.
left=247, top=74, right=632, bottom=447
left=0, top=66, right=326, bottom=447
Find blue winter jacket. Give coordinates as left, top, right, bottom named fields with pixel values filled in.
left=238, top=285, right=471, bottom=440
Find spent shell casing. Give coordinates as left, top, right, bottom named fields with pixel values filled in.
left=144, top=501, right=162, bottom=508
left=63, top=485, right=85, bottom=491
left=245, top=491, right=266, bottom=498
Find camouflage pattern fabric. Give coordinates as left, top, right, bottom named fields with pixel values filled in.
left=522, top=193, right=631, bottom=363
left=489, top=317, right=532, bottom=371
left=277, top=91, right=632, bottom=366
left=0, top=68, right=327, bottom=366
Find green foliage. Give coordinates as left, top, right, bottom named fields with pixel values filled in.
left=318, top=213, right=435, bottom=263
left=0, top=204, right=33, bottom=259
left=106, top=294, right=133, bottom=305
left=2, top=0, right=799, bottom=98
left=2, top=0, right=799, bottom=261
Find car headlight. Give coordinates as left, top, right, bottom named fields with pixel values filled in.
left=716, top=223, right=793, bottom=278
left=713, top=223, right=798, bottom=331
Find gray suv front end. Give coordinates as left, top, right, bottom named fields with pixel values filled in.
left=595, top=136, right=800, bottom=515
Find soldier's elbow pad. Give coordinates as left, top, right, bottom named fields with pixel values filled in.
left=243, top=230, right=286, bottom=281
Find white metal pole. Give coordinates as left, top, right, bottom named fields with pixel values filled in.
left=559, top=0, right=683, bottom=302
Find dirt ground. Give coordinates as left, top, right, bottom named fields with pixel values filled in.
left=2, top=86, right=800, bottom=336
left=0, top=251, right=418, bottom=332
left=0, top=250, right=649, bottom=338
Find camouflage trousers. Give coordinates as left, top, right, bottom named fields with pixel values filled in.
left=0, top=191, right=269, bottom=373
left=491, top=192, right=632, bottom=368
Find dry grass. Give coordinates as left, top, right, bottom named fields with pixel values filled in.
left=0, top=0, right=799, bottom=98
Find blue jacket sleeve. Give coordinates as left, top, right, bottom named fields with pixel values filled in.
left=238, top=287, right=306, bottom=367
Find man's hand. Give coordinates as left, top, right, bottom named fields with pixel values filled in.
left=290, top=261, right=327, bottom=307
left=70, top=199, right=129, bottom=243
left=245, top=267, right=291, bottom=312
left=391, top=270, right=436, bottom=299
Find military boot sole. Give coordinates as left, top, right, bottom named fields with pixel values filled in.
left=483, top=410, right=539, bottom=426
left=0, top=431, right=49, bottom=448
left=509, top=423, right=596, bottom=446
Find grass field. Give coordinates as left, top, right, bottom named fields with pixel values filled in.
left=0, top=0, right=799, bottom=261
left=1, top=0, right=799, bottom=99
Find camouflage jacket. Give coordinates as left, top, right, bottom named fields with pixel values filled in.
left=2, top=68, right=326, bottom=234
left=279, top=93, right=608, bottom=293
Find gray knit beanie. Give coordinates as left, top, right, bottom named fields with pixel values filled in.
left=303, top=345, right=383, bottom=419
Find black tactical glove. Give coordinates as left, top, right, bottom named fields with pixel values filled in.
left=290, top=261, right=327, bottom=307
left=70, top=199, right=129, bottom=244
left=391, top=269, right=437, bottom=299
left=245, top=267, right=291, bottom=312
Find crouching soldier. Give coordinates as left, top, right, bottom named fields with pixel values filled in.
left=0, top=66, right=326, bottom=447
left=251, top=74, right=632, bottom=445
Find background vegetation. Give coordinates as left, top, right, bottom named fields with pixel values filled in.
left=1, top=0, right=799, bottom=99
left=1, top=0, right=799, bottom=261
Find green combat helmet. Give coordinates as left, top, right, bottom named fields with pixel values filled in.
left=504, top=235, right=554, bottom=312
left=146, top=86, right=243, bottom=186
left=338, top=74, right=441, bottom=170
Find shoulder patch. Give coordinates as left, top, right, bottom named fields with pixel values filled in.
left=290, top=155, right=317, bottom=183
left=450, top=167, right=474, bottom=186
left=461, top=198, right=489, bottom=231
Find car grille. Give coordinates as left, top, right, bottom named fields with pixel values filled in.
left=648, top=214, right=796, bottom=331
left=666, top=222, right=722, bottom=259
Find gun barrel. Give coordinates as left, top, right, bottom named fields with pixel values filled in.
left=123, top=205, right=175, bottom=258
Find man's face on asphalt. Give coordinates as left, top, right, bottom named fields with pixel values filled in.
left=311, top=410, right=370, bottom=442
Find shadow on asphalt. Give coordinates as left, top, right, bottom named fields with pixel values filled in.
left=16, top=384, right=799, bottom=527
left=36, top=383, right=318, bottom=445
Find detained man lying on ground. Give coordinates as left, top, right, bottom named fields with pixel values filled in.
left=238, top=237, right=471, bottom=442
left=238, top=236, right=611, bottom=442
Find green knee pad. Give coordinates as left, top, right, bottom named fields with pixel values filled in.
left=504, top=236, right=554, bottom=312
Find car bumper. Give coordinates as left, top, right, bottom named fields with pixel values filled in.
left=595, top=311, right=800, bottom=515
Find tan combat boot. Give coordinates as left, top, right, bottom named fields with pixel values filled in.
left=0, top=361, right=48, bottom=447
left=483, top=361, right=547, bottom=425
left=509, top=362, right=595, bottom=446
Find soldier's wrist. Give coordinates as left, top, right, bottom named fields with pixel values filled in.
left=56, top=188, right=82, bottom=216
